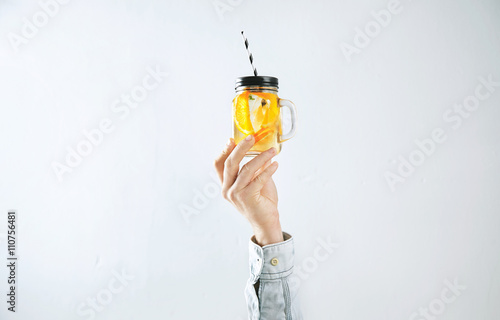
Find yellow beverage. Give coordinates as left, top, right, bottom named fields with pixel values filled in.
left=233, top=90, right=282, bottom=155
left=233, top=76, right=297, bottom=156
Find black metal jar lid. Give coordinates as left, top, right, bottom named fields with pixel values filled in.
left=235, top=76, right=279, bottom=90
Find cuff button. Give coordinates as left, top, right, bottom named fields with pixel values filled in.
left=271, top=258, right=279, bottom=266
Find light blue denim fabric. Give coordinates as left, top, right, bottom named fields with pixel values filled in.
left=245, top=232, right=303, bottom=319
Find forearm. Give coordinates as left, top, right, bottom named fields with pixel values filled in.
left=245, top=232, right=303, bottom=320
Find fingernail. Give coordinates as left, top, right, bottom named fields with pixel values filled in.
left=268, top=147, right=276, bottom=154
left=245, top=135, right=253, bottom=141
left=226, top=139, right=232, bottom=147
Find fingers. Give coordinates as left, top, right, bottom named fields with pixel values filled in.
left=222, top=135, right=255, bottom=196
left=214, top=138, right=235, bottom=183
left=247, top=161, right=279, bottom=194
left=232, top=147, right=277, bottom=191
left=253, top=159, right=272, bottom=181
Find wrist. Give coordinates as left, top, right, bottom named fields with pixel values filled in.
left=252, top=220, right=283, bottom=246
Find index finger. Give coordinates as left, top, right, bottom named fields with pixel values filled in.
left=221, top=135, right=255, bottom=193
left=214, top=138, right=236, bottom=183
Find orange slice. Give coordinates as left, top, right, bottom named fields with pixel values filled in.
left=253, top=92, right=279, bottom=125
left=233, top=91, right=254, bottom=135
left=254, top=126, right=272, bottom=143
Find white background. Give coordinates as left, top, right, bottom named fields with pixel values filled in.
left=1, top=0, right=500, bottom=319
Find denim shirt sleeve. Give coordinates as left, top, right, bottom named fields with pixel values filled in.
left=245, top=232, right=303, bottom=320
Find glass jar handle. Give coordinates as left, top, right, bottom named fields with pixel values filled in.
left=278, top=99, right=297, bottom=142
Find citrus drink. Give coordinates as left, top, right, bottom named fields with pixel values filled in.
left=233, top=90, right=281, bottom=155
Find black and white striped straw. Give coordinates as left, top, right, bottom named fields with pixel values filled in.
left=241, top=31, right=258, bottom=76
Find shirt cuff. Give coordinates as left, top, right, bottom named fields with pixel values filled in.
left=248, top=232, right=294, bottom=283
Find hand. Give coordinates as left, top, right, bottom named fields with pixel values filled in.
left=214, top=135, right=284, bottom=246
